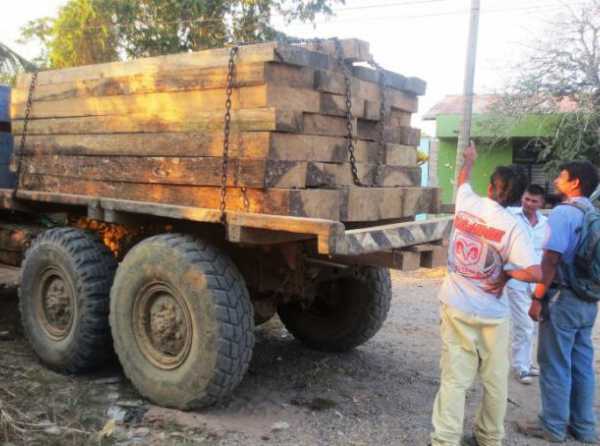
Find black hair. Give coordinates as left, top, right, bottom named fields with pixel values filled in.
left=559, top=161, right=600, bottom=197
left=489, top=166, right=527, bottom=208
left=525, top=184, right=545, bottom=197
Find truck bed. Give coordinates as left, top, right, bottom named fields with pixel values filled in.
left=0, top=187, right=453, bottom=266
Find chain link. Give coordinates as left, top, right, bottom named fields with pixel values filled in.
left=333, top=38, right=373, bottom=188
left=219, top=46, right=239, bottom=224
left=13, top=71, right=38, bottom=194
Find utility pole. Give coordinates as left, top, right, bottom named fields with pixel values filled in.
left=452, top=0, right=481, bottom=201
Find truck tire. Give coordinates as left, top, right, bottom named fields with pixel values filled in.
left=278, top=267, right=391, bottom=352
left=19, top=228, right=117, bottom=373
left=109, top=234, right=254, bottom=410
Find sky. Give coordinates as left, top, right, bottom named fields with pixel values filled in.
left=0, top=0, right=575, bottom=134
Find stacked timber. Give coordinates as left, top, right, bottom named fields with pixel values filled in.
left=11, top=39, right=439, bottom=222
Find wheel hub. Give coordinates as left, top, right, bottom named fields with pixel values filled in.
left=134, top=283, right=193, bottom=370
left=38, top=270, right=75, bottom=340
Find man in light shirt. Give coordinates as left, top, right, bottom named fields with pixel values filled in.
left=505, top=184, right=548, bottom=384
left=430, top=143, right=542, bottom=446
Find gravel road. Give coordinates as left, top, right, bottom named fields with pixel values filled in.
left=0, top=268, right=598, bottom=445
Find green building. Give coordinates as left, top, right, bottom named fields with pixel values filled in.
left=423, top=95, right=573, bottom=204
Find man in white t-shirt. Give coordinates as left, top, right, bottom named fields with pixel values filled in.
left=430, top=143, right=542, bottom=446
left=505, top=185, right=548, bottom=385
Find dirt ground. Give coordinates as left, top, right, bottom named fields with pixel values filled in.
left=0, top=268, right=599, bottom=445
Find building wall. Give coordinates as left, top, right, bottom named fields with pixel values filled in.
left=436, top=138, right=513, bottom=204
left=432, top=112, right=560, bottom=204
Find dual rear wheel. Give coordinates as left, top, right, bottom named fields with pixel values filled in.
left=19, top=228, right=390, bottom=409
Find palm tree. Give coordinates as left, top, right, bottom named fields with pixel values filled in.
left=0, top=42, right=36, bottom=75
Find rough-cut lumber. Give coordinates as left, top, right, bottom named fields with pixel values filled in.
left=306, top=163, right=421, bottom=187
left=314, top=70, right=419, bottom=112
left=20, top=174, right=437, bottom=221
left=22, top=156, right=305, bottom=188
left=16, top=43, right=282, bottom=88
left=351, top=66, right=427, bottom=96
left=18, top=133, right=409, bottom=165
left=10, top=38, right=436, bottom=224
left=341, top=187, right=440, bottom=221
left=300, top=38, right=371, bottom=62
left=21, top=174, right=343, bottom=220
left=12, top=108, right=302, bottom=135
left=12, top=63, right=316, bottom=103
left=22, top=156, right=421, bottom=189
left=12, top=85, right=321, bottom=119
left=385, top=144, right=418, bottom=166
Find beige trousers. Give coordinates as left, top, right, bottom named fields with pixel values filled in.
left=431, top=304, right=510, bottom=446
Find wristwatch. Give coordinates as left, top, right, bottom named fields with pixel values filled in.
left=531, top=292, right=544, bottom=301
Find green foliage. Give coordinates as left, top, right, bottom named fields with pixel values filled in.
left=0, top=43, right=36, bottom=86
left=19, top=0, right=344, bottom=68
left=490, top=0, right=600, bottom=175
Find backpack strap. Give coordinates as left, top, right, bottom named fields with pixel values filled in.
left=559, top=201, right=590, bottom=214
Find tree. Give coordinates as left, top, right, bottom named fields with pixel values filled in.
left=487, top=0, right=600, bottom=174
left=20, top=0, right=343, bottom=68
left=0, top=42, right=36, bottom=84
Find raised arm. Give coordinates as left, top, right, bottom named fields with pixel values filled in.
left=457, top=141, right=477, bottom=187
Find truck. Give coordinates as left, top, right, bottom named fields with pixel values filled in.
left=0, top=41, right=453, bottom=410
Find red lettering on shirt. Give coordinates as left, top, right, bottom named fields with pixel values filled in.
left=454, top=212, right=506, bottom=243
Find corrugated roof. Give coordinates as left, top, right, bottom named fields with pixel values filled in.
left=423, top=94, right=579, bottom=120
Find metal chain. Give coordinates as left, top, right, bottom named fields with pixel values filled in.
left=14, top=71, right=38, bottom=193
left=219, top=46, right=239, bottom=224
left=333, top=38, right=370, bottom=187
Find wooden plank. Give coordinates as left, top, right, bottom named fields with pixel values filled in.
left=319, top=93, right=366, bottom=118
left=315, top=70, right=419, bottom=112
left=20, top=174, right=343, bottom=220
left=22, top=156, right=311, bottom=188
left=300, top=38, right=371, bottom=62
left=12, top=85, right=321, bottom=119
left=12, top=108, right=302, bottom=135
left=305, top=163, right=421, bottom=187
left=16, top=43, right=282, bottom=88
left=304, top=115, right=420, bottom=145
left=357, top=121, right=421, bottom=145
left=22, top=155, right=421, bottom=189
left=385, top=144, right=418, bottom=166
left=17, top=132, right=386, bottom=164
left=302, top=114, right=357, bottom=138
left=351, top=66, right=427, bottom=95
left=341, top=187, right=440, bottom=221
left=12, top=63, right=316, bottom=103
left=19, top=132, right=273, bottom=158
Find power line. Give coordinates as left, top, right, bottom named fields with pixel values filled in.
left=14, top=1, right=585, bottom=36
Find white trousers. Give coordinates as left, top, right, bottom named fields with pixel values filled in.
left=506, top=286, right=537, bottom=373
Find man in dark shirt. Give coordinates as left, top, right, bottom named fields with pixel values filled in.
left=518, top=161, right=600, bottom=443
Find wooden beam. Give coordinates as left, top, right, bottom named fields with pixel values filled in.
left=12, top=108, right=302, bottom=135
left=12, top=85, right=321, bottom=119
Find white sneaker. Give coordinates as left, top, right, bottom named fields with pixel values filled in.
left=528, top=366, right=540, bottom=377
left=515, top=370, right=533, bottom=385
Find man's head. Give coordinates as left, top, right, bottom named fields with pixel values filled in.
left=488, top=166, right=528, bottom=208
left=521, top=184, right=545, bottom=214
left=553, top=161, right=599, bottom=198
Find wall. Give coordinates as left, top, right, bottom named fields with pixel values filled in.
left=432, top=112, right=561, bottom=203
left=436, top=138, right=513, bottom=204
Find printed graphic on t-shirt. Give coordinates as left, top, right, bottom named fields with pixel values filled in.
left=449, top=211, right=506, bottom=296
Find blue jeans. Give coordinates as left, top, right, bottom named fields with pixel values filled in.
left=538, top=288, right=598, bottom=441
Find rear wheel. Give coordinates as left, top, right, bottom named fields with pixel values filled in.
left=19, top=228, right=117, bottom=373
left=109, top=234, right=254, bottom=410
left=278, top=267, right=391, bottom=352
